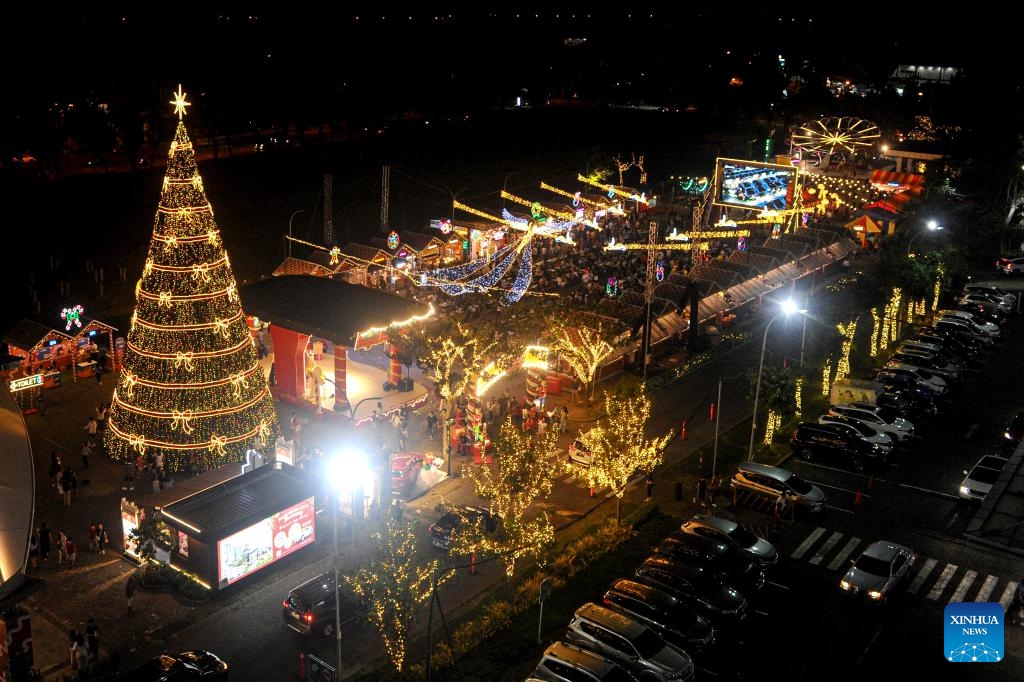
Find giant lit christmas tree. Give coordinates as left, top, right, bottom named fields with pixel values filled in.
left=105, top=85, right=280, bottom=473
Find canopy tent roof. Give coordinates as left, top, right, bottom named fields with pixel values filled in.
left=237, top=274, right=434, bottom=346
left=870, top=170, right=924, bottom=188
left=845, top=214, right=884, bottom=234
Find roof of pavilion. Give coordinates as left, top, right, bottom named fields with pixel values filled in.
left=238, top=275, right=433, bottom=345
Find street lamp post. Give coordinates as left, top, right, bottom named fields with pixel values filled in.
left=748, top=299, right=803, bottom=461
left=287, top=209, right=306, bottom=259
left=328, top=452, right=368, bottom=678
left=906, top=220, right=943, bottom=255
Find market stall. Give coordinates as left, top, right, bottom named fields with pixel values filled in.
left=72, top=318, right=120, bottom=372
left=1, top=319, right=75, bottom=378
left=138, top=463, right=318, bottom=592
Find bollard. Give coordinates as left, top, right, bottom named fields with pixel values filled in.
left=299, top=651, right=306, bottom=680
left=680, top=420, right=687, bottom=441
left=709, top=403, right=715, bottom=422
left=470, top=552, right=477, bottom=575
left=854, top=489, right=862, bottom=506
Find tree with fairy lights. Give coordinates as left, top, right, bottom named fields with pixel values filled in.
left=420, top=322, right=496, bottom=475
left=577, top=390, right=672, bottom=525
left=549, top=320, right=621, bottom=405
left=105, top=85, right=280, bottom=473
left=344, top=516, right=446, bottom=673
left=463, top=420, right=561, bottom=578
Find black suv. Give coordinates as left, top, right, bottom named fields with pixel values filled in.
left=790, top=422, right=885, bottom=471
left=428, top=505, right=498, bottom=551
left=653, top=530, right=765, bottom=595
left=602, top=578, right=715, bottom=652
left=634, top=555, right=748, bottom=622
left=282, top=571, right=366, bottom=638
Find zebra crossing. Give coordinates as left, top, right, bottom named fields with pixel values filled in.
left=790, top=526, right=1019, bottom=609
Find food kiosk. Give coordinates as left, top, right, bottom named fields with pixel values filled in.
left=141, top=463, right=317, bottom=592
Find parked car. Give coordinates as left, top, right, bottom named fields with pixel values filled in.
left=876, top=365, right=948, bottom=396
left=962, top=283, right=1016, bottom=306
left=530, top=640, right=637, bottom=682
left=125, top=650, right=229, bottom=681
left=955, top=300, right=1005, bottom=326
left=634, top=555, right=748, bottom=622
left=873, top=372, right=939, bottom=412
left=790, top=422, right=886, bottom=472
left=282, top=571, right=366, bottom=638
left=428, top=504, right=498, bottom=551
left=728, top=461, right=827, bottom=513
left=827, top=403, right=914, bottom=443
left=995, top=256, right=1024, bottom=275
left=929, top=319, right=995, bottom=348
left=897, top=340, right=967, bottom=368
left=955, top=293, right=1013, bottom=315
left=933, top=315, right=999, bottom=341
left=959, top=455, right=1009, bottom=501
left=887, top=351, right=961, bottom=382
left=602, top=579, right=715, bottom=652
left=839, top=540, right=916, bottom=604
left=911, top=330, right=983, bottom=359
left=390, top=452, right=424, bottom=499
left=935, top=309, right=1002, bottom=334
left=654, top=530, right=766, bottom=595
left=816, top=414, right=895, bottom=453
left=679, top=514, right=778, bottom=567
left=568, top=433, right=595, bottom=466
left=1004, top=412, right=1024, bottom=446
left=565, top=603, right=696, bottom=682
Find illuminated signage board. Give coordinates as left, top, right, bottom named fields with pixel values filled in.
left=216, top=496, right=316, bottom=588
left=9, top=374, right=43, bottom=392
left=714, top=158, right=795, bottom=212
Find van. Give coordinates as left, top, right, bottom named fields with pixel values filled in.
left=729, top=462, right=827, bottom=513
left=530, top=641, right=635, bottom=682
left=565, top=603, right=695, bottom=682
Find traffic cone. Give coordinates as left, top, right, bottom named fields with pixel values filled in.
left=709, top=403, right=716, bottom=422
left=854, top=489, right=862, bottom=506
left=590, top=487, right=595, bottom=497
left=680, top=420, right=687, bottom=441
left=470, top=552, right=477, bottom=575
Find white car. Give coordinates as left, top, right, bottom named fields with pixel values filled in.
left=827, top=403, right=915, bottom=442
left=567, top=434, right=594, bottom=466
left=935, top=309, right=1002, bottom=334
left=817, top=414, right=894, bottom=453
left=888, top=351, right=961, bottom=382
left=959, top=455, right=1009, bottom=501
left=880, top=363, right=948, bottom=396
left=962, top=284, right=1016, bottom=307
left=956, top=293, right=1013, bottom=314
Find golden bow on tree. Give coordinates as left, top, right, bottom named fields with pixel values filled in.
left=229, top=373, right=248, bottom=399
left=121, top=372, right=138, bottom=399
left=174, top=351, right=195, bottom=372
left=158, top=291, right=173, bottom=308
left=171, top=410, right=195, bottom=434
left=212, top=319, right=230, bottom=339
left=191, top=263, right=212, bottom=283
left=207, top=435, right=228, bottom=456
left=127, top=434, right=146, bottom=457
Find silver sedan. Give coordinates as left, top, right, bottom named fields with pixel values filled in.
left=839, top=540, right=916, bottom=604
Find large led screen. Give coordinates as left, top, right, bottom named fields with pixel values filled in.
left=217, top=496, right=316, bottom=588
left=714, top=158, right=795, bottom=211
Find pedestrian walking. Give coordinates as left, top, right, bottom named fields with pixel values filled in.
left=65, top=536, right=77, bottom=568
left=427, top=410, right=438, bottom=440
left=125, top=574, right=136, bottom=614
left=69, top=629, right=80, bottom=671
left=57, top=530, right=68, bottom=565
left=773, top=493, right=786, bottom=523
left=645, top=472, right=655, bottom=500
left=96, top=522, right=108, bottom=555
left=84, top=416, right=98, bottom=440
left=95, top=403, right=108, bottom=431
left=80, top=440, right=92, bottom=469
left=89, top=523, right=99, bottom=552
left=708, top=474, right=722, bottom=507
left=61, top=469, right=75, bottom=507
left=29, top=529, right=39, bottom=569
left=695, top=476, right=708, bottom=507
left=39, top=522, right=54, bottom=561
left=85, top=618, right=100, bottom=662
left=74, top=632, right=89, bottom=670
left=290, top=414, right=302, bottom=450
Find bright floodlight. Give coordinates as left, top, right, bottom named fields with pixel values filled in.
left=927, top=220, right=940, bottom=231
left=779, top=299, right=799, bottom=315
left=329, top=451, right=367, bottom=494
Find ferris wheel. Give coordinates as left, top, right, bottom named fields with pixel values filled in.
left=792, top=117, right=881, bottom=155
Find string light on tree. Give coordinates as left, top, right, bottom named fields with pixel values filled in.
left=104, top=85, right=280, bottom=473
left=821, top=358, right=833, bottom=396
left=870, top=308, right=881, bottom=357
left=835, top=320, right=858, bottom=380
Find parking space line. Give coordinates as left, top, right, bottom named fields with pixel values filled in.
left=809, top=531, right=843, bottom=566
left=823, top=504, right=854, bottom=515
left=974, top=575, right=998, bottom=602
left=790, top=527, right=826, bottom=561
left=827, top=537, right=861, bottom=571
left=927, top=564, right=958, bottom=601
left=907, top=558, right=937, bottom=595
left=949, top=570, right=977, bottom=603
left=999, top=581, right=1018, bottom=610
left=812, top=482, right=872, bottom=498
left=895, top=482, right=960, bottom=500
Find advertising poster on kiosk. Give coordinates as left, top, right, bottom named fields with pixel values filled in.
left=714, top=158, right=795, bottom=212
left=217, top=496, right=315, bottom=588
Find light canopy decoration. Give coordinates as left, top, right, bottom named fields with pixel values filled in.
left=105, top=85, right=280, bottom=473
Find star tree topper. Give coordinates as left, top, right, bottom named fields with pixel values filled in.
left=170, top=84, right=191, bottom=120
